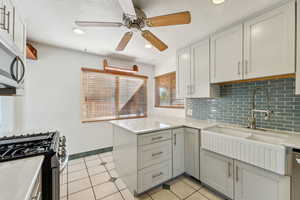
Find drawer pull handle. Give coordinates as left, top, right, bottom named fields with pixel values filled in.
left=228, top=162, right=231, bottom=178
left=236, top=166, right=239, bottom=182
left=152, top=136, right=163, bottom=141
left=152, top=172, right=163, bottom=179
left=152, top=152, right=163, bottom=157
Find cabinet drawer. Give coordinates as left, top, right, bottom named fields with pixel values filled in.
left=138, top=140, right=172, bottom=169
left=138, top=130, right=171, bottom=146
left=138, top=160, right=172, bottom=193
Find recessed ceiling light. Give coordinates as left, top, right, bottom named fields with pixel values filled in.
left=145, top=44, right=152, bottom=49
left=212, top=0, right=225, bottom=5
left=73, top=28, right=85, bottom=35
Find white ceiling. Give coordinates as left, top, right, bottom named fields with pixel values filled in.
left=17, top=0, right=283, bottom=65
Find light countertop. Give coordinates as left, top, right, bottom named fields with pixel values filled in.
left=0, top=156, right=44, bottom=200
left=110, top=116, right=300, bottom=149
left=110, top=116, right=217, bottom=134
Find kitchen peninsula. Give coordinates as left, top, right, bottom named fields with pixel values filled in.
left=111, top=116, right=300, bottom=199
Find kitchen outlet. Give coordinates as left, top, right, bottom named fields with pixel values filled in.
left=187, top=109, right=193, bottom=116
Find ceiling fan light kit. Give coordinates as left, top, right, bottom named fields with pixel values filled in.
left=211, top=0, right=225, bottom=5
left=73, top=27, right=85, bottom=34
left=75, top=0, right=191, bottom=52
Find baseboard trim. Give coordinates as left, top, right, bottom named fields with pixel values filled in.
left=69, top=146, right=113, bottom=160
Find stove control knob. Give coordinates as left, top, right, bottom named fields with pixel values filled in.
left=59, top=136, right=66, bottom=146
left=58, top=147, right=66, bottom=157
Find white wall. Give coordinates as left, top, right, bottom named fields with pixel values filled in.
left=21, top=42, right=154, bottom=154
left=152, top=56, right=185, bottom=117
left=0, top=96, right=17, bottom=137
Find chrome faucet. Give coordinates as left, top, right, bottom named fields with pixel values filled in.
left=248, top=86, right=273, bottom=129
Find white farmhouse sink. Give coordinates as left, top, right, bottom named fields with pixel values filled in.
left=205, top=126, right=252, bottom=138
left=202, top=126, right=287, bottom=175
left=247, top=134, right=286, bottom=145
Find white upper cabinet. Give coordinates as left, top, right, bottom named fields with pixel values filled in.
left=211, top=25, right=244, bottom=83
left=191, top=38, right=219, bottom=98
left=234, top=160, right=290, bottom=200
left=177, top=39, right=219, bottom=98
left=176, top=47, right=191, bottom=98
left=0, top=0, right=14, bottom=41
left=244, top=1, right=295, bottom=79
left=0, top=0, right=26, bottom=57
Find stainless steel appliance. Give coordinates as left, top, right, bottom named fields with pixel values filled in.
left=291, top=149, right=300, bottom=200
left=0, top=47, right=25, bottom=95
left=0, top=131, right=68, bottom=200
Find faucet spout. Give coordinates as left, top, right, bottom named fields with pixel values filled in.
left=248, top=86, right=273, bottom=129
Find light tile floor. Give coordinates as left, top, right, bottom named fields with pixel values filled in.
left=60, top=152, right=225, bottom=200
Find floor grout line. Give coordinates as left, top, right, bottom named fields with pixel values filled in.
left=66, top=154, right=223, bottom=200
left=83, top=157, right=97, bottom=200
left=102, top=157, right=126, bottom=200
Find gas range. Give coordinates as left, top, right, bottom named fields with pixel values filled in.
left=0, top=131, right=68, bottom=200
left=0, top=132, right=57, bottom=162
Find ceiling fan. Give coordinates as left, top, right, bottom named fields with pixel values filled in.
left=75, top=0, right=191, bottom=52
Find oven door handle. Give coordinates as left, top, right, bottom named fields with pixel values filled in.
left=59, top=149, right=69, bottom=173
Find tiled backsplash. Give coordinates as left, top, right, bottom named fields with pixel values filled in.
left=187, top=78, right=300, bottom=132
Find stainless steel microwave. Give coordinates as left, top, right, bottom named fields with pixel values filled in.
left=0, top=46, right=25, bottom=95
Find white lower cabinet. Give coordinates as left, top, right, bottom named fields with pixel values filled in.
left=172, top=128, right=185, bottom=177
left=184, top=128, right=200, bottom=180
left=200, top=149, right=234, bottom=199
left=200, top=149, right=290, bottom=200
left=138, top=140, right=172, bottom=170
left=234, top=160, right=290, bottom=200
left=138, top=160, right=172, bottom=193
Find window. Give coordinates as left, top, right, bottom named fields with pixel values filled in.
left=81, top=68, right=147, bottom=122
left=155, top=72, right=184, bottom=108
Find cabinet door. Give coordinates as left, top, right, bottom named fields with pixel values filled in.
left=190, top=38, right=212, bottom=98
left=200, top=149, right=234, bottom=199
left=297, top=1, right=300, bottom=95
left=184, top=128, right=200, bottom=180
left=14, top=10, right=26, bottom=55
left=234, top=160, right=290, bottom=200
left=210, top=24, right=243, bottom=83
left=176, top=47, right=191, bottom=98
left=0, top=0, right=13, bottom=40
left=244, top=1, right=295, bottom=79
left=172, top=128, right=185, bottom=177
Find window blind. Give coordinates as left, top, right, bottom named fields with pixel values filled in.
left=81, top=69, right=147, bottom=122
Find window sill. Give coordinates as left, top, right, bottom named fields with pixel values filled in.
left=81, top=115, right=147, bottom=123
left=155, top=106, right=185, bottom=109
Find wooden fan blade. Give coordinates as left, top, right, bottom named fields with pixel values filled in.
left=118, top=0, right=136, bottom=18
left=146, top=11, right=191, bottom=27
left=141, top=30, right=168, bottom=51
left=75, top=21, right=123, bottom=27
left=116, top=32, right=133, bottom=51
